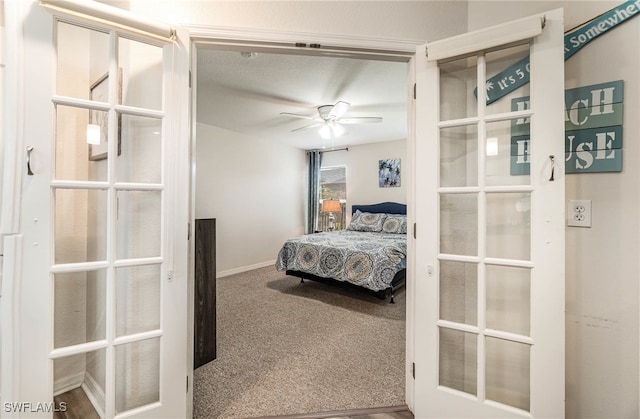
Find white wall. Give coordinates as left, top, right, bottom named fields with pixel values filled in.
left=195, top=122, right=306, bottom=276
left=322, top=139, right=407, bottom=221
left=468, top=2, right=640, bottom=418
left=130, top=1, right=468, bottom=44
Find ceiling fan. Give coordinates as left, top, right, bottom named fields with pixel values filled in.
left=280, top=101, right=382, bottom=139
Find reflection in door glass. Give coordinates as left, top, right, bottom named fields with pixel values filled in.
left=440, top=125, right=478, bottom=188
left=485, top=44, right=531, bottom=115
left=439, top=328, right=477, bottom=396
left=439, top=56, right=478, bottom=121
left=117, top=114, right=162, bottom=184
left=55, top=105, right=109, bottom=182
left=486, top=265, right=531, bottom=336
left=486, top=337, right=530, bottom=411
left=53, top=349, right=106, bottom=418
left=54, top=189, right=108, bottom=264
left=116, top=265, right=161, bottom=337
left=486, top=119, right=531, bottom=186
left=54, top=270, right=106, bottom=349
left=119, top=37, right=163, bottom=110
left=116, top=338, right=160, bottom=414
left=486, top=193, right=530, bottom=261
left=440, top=194, right=478, bottom=256
left=439, top=261, right=477, bottom=326
left=116, top=190, right=162, bottom=260
left=56, top=22, right=109, bottom=100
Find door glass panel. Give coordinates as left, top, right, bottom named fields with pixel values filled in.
left=440, top=56, right=478, bottom=121
left=56, top=22, right=109, bottom=100
left=439, top=328, right=477, bottom=396
left=486, top=337, right=530, bottom=411
left=440, top=125, right=478, bottom=187
left=116, top=338, right=161, bottom=414
left=116, top=190, right=162, bottom=260
left=117, top=115, right=162, bottom=184
left=116, top=265, right=161, bottom=337
left=486, top=119, right=531, bottom=186
left=440, top=261, right=477, bottom=326
left=485, top=44, right=531, bottom=115
left=54, top=189, right=108, bottom=264
left=53, top=349, right=106, bottom=418
left=440, top=194, right=478, bottom=256
left=486, top=265, right=531, bottom=336
left=55, top=105, right=108, bottom=181
left=54, top=270, right=106, bottom=348
left=486, top=193, right=530, bottom=260
left=119, top=37, right=163, bottom=110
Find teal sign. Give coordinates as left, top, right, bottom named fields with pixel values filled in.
left=510, top=80, right=624, bottom=174
left=565, top=0, right=640, bottom=60
left=475, top=0, right=639, bottom=105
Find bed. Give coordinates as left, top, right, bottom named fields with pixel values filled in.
left=275, top=202, right=407, bottom=303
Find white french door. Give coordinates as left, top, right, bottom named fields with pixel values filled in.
left=413, top=9, right=565, bottom=418
left=3, top=1, right=190, bottom=418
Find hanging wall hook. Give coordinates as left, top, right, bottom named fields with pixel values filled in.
left=26, top=146, right=34, bottom=176
left=549, top=155, right=555, bottom=181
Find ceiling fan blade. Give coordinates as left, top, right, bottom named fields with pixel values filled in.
left=291, top=123, right=323, bottom=133
left=339, top=117, right=383, bottom=124
left=280, top=112, right=318, bottom=121
left=328, top=101, right=350, bottom=120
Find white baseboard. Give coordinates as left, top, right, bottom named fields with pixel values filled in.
left=217, top=260, right=276, bottom=278
left=82, top=372, right=106, bottom=418
left=53, top=372, right=84, bottom=396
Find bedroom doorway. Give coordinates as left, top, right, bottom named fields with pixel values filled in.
left=190, top=32, right=416, bottom=417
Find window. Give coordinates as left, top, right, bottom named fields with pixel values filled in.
left=319, top=166, right=346, bottom=231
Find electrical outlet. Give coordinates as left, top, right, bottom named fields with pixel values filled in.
left=568, top=199, right=592, bottom=228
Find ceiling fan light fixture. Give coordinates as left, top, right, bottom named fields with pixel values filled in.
left=331, top=123, right=345, bottom=137
left=319, top=124, right=332, bottom=139
left=319, top=122, right=345, bottom=139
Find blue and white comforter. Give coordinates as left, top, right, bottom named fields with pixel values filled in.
left=275, top=230, right=406, bottom=292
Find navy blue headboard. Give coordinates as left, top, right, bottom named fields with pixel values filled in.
left=351, top=202, right=406, bottom=215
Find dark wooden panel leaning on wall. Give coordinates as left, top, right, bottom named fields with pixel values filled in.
left=194, top=218, right=216, bottom=369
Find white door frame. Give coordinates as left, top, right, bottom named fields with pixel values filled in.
left=184, top=24, right=422, bottom=412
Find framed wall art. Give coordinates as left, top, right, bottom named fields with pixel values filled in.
left=379, top=158, right=401, bottom=187
left=88, top=71, right=122, bottom=161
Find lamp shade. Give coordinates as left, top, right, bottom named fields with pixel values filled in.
left=322, top=200, right=341, bottom=213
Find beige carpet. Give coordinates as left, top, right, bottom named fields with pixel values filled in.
left=193, top=266, right=406, bottom=418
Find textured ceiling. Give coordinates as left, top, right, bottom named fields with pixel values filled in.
left=196, top=49, right=409, bottom=150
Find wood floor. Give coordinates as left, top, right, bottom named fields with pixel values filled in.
left=53, top=387, right=99, bottom=419
left=53, top=387, right=411, bottom=419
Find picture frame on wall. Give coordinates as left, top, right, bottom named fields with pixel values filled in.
left=88, top=71, right=122, bottom=161
left=379, top=158, right=401, bottom=187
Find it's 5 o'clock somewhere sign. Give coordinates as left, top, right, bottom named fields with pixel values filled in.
left=479, top=0, right=639, bottom=105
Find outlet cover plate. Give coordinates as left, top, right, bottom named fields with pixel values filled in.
left=568, top=199, right=592, bottom=227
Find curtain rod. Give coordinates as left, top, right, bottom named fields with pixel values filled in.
left=307, top=147, right=349, bottom=154
left=39, top=0, right=176, bottom=43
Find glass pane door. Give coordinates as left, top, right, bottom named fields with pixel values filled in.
left=413, top=9, right=565, bottom=419
left=51, top=20, right=166, bottom=418
left=437, top=43, right=535, bottom=413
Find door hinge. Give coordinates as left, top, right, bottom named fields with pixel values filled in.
left=186, top=376, right=189, bottom=392
left=189, top=70, right=192, bottom=88
left=412, top=362, right=416, bottom=379
left=413, top=223, right=417, bottom=239
left=188, top=222, right=191, bottom=240
left=413, top=83, right=417, bottom=100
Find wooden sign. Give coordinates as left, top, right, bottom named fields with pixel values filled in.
left=510, top=80, right=623, bottom=174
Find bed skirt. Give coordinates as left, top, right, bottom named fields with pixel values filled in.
left=285, top=269, right=406, bottom=303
